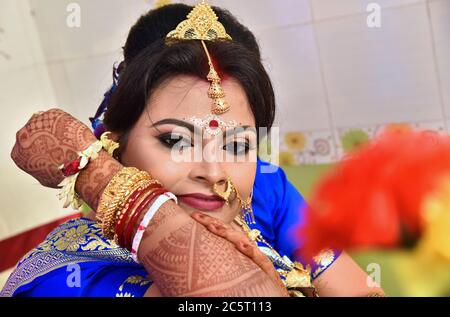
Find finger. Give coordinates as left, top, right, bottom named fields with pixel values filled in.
left=206, top=222, right=252, bottom=245
left=196, top=214, right=276, bottom=275
left=206, top=223, right=285, bottom=291
left=235, top=241, right=288, bottom=296
left=191, top=212, right=231, bottom=230
left=192, top=211, right=287, bottom=294
left=236, top=241, right=285, bottom=289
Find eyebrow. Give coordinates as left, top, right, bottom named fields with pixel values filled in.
left=151, top=118, right=197, bottom=133
left=150, top=118, right=256, bottom=136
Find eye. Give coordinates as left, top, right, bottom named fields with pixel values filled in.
left=158, top=133, right=192, bottom=150
left=223, top=141, right=250, bottom=155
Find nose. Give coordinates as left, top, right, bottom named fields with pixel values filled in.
left=188, top=159, right=227, bottom=188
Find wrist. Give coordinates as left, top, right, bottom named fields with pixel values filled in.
left=136, top=201, right=188, bottom=260
left=75, top=150, right=122, bottom=210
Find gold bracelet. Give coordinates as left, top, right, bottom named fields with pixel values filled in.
left=96, top=167, right=140, bottom=238
left=99, top=172, right=155, bottom=239
left=96, top=167, right=158, bottom=239
left=99, top=169, right=155, bottom=238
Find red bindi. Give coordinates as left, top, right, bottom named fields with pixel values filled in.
left=209, top=119, right=219, bottom=129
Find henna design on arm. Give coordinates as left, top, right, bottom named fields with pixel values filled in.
left=10, top=109, right=118, bottom=210
left=138, top=203, right=285, bottom=297
left=75, top=151, right=122, bottom=211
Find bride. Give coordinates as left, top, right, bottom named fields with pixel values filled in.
left=2, top=2, right=383, bottom=297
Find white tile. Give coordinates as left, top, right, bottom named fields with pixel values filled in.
left=429, top=0, right=450, bottom=120
left=0, top=65, right=59, bottom=162
left=335, top=126, right=375, bottom=157
left=311, top=0, right=426, bottom=21
left=45, top=62, right=73, bottom=115
left=0, top=64, right=82, bottom=240
left=257, top=25, right=331, bottom=133
left=0, top=65, right=76, bottom=236
left=28, top=0, right=151, bottom=62
left=211, top=0, right=312, bottom=31
left=281, top=130, right=337, bottom=163
left=47, top=53, right=122, bottom=127
left=0, top=0, right=46, bottom=71
left=414, top=119, right=446, bottom=133
left=0, top=166, right=75, bottom=241
left=316, top=3, right=443, bottom=128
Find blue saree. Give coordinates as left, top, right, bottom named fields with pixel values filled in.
left=1, top=159, right=340, bottom=297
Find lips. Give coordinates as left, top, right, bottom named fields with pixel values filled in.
left=177, top=193, right=225, bottom=211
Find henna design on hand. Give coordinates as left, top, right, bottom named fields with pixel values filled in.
left=11, top=109, right=102, bottom=193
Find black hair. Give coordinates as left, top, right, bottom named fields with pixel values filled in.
left=103, top=4, right=275, bottom=145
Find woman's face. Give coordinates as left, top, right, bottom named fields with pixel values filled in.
left=119, top=75, right=257, bottom=223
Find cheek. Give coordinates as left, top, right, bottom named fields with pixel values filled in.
left=227, top=162, right=256, bottom=198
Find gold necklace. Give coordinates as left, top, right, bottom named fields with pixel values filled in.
left=233, top=215, right=318, bottom=297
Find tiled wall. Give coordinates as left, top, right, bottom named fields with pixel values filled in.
left=0, top=0, right=448, bottom=239
left=249, top=0, right=449, bottom=165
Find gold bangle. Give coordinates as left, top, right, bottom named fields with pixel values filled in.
left=100, top=175, right=156, bottom=238
left=100, top=172, right=155, bottom=238
left=96, top=167, right=159, bottom=239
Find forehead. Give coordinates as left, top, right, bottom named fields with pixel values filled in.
left=146, top=75, right=255, bottom=127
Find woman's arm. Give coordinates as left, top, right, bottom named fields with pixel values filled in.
left=136, top=203, right=285, bottom=296
left=313, top=252, right=385, bottom=297
left=11, top=109, right=287, bottom=297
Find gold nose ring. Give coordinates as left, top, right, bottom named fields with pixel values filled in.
left=213, top=178, right=235, bottom=205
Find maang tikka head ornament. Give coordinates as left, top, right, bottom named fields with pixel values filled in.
left=166, top=0, right=232, bottom=115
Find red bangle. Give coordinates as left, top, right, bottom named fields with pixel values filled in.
left=115, top=182, right=161, bottom=246
left=115, top=185, right=147, bottom=244
left=123, top=188, right=168, bottom=250
left=123, top=188, right=167, bottom=250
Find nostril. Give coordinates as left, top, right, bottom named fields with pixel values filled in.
left=195, top=176, right=209, bottom=183
left=215, top=179, right=226, bottom=186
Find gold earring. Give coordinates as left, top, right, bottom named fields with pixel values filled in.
left=239, top=191, right=255, bottom=225
left=100, top=131, right=120, bottom=157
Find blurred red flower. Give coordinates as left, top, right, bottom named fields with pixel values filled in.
left=299, top=129, right=450, bottom=259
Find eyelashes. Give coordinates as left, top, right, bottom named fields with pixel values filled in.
left=223, top=141, right=251, bottom=155
left=158, top=133, right=192, bottom=149
left=157, top=133, right=253, bottom=156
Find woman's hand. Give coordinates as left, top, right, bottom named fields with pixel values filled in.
left=10, top=108, right=97, bottom=188
left=191, top=212, right=289, bottom=296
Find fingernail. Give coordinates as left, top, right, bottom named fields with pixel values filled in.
left=239, top=241, right=250, bottom=250
left=194, top=212, right=206, bottom=219
left=212, top=224, right=226, bottom=233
